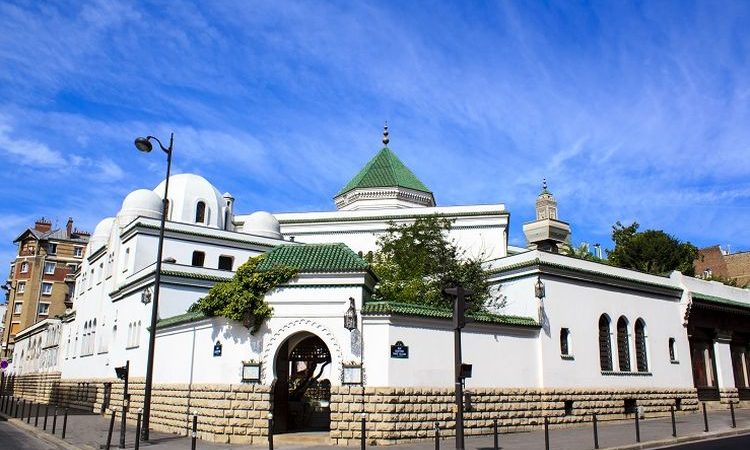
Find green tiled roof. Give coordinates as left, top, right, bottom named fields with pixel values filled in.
left=257, top=243, right=370, bottom=273
left=692, top=292, right=750, bottom=310
left=362, top=301, right=539, bottom=328
left=336, top=148, right=431, bottom=196
left=155, top=310, right=208, bottom=330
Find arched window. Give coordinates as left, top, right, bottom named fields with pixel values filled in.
left=598, top=315, right=612, bottom=371
left=635, top=319, right=648, bottom=372
left=560, top=328, right=570, bottom=356
left=128, top=323, right=133, bottom=347
left=195, top=201, right=206, bottom=223
left=617, top=316, right=630, bottom=372
left=669, top=337, right=677, bottom=362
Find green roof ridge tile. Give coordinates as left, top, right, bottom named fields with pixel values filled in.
left=336, top=147, right=431, bottom=197
left=692, top=292, right=750, bottom=310
left=258, top=243, right=370, bottom=273
left=155, top=310, right=208, bottom=330
left=362, top=301, right=539, bottom=328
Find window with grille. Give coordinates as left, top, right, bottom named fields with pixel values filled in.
left=195, top=201, right=206, bottom=223
left=599, top=315, right=612, bottom=371
left=192, top=251, right=205, bottom=267
left=560, top=328, right=570, bottom=355
left=218, top=255, right=234, bottom=271
left=617, top=316, right=631, bottom=372
left=635, top=319, right=648, bottom=372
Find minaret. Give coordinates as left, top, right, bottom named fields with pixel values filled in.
left=523, top=179, right=571, bottom=253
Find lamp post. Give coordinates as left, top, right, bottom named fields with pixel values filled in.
left=133, top=133, right=173, bottom=441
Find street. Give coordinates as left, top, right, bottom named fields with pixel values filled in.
left=658, top=434, right=750, bottom=449
left=0, top=420, right=58, bottom=450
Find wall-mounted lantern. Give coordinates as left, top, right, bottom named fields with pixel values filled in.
left=344, top=297, right=357, bottom=331
left=534, top=276, right=546, bottom=299
left=242, top=361, right=261, bottom=383
left=141, top=287, right=152, bottom=305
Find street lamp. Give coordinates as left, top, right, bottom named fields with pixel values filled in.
left=133, top=133, right=173, bottom=441
left=344, top=297, right=357, bottom=331
left=534, top=276, right=546, bottom=299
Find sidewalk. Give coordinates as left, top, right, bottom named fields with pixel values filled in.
left=2, top=401, right=750, bottom=450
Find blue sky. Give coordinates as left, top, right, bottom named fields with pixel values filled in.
left=1, top=1, right=749, bottom=267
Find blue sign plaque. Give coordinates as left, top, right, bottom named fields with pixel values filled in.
left=390, top=341, right=409, bottom=359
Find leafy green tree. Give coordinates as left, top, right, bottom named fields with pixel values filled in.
left=606, top=221, right=698, bottom=276
left=371, top=216, right=497, bottom=313
left=561, top=241, right=605, bottom=262
left=189, top=254, right=298, bottom=333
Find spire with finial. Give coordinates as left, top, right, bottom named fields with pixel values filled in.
left=382, top=122, right=389, bottom=147
left=541, top=177, right=549, bottom=194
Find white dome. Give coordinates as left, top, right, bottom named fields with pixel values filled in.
left=242, top=211, right=282, bottom=239
left=154, top=173, right=225, bottom=229
left=87, top=217, right=115, bottom=253
left=118, top=189, right=162, bottom=225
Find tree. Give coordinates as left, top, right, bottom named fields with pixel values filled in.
left=371, top=216, right=497, bottom=313
left=189, top=254, right=298, bottom=334
left=606, top=221, right=698, bottom=276
left=562, top=241, right=605, bottom=262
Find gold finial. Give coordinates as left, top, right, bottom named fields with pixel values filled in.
left=382, top=122, right=389, bottom=146
left=542, top=178, right=547, bottom=190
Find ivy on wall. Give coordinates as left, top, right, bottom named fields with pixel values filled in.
left=188, top=254, right=298, bottom=334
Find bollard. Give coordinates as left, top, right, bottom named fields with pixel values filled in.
left=702, top=402, right=709, bottom=432
left=593, top=413, right=599, bottom=449
left=135, top=409, right=143, bottom=450
left=544, top=416, right=550, bottom=450
left=268, top=413, right=274, bottom=450
left=43, top=405, right=49, bottom=431
left=21, top=399, right=26, bottom=419
left=670, top=405, right=677, bottom=437
left=361, top=412, right=367, bottom=450
left=106, top=409, right=116, bottom=450
left=434, top=421, right=440, bottom=450
left=62, top=408, right=68, bottom=439
left=635, top=409, right=640, bottom=443
left=14, top=397, right=19, bottom=418
left=35, top=403, right=40, bottom=426
left=27, top=401, right=32, bottom=423
left=191, top=411, right=198, bottom=450
left=730, top=402, right=736, bottom=428
left=493, top=418, right=499, bottom=450
left=52, top=407, right=58, bottom=434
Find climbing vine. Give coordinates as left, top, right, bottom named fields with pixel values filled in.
left=188, top=254, right=298, bottom=334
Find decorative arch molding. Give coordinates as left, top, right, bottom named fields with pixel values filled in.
left=261, top=318, right=343, bottom=384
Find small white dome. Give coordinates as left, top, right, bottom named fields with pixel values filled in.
left=242, top=211, right=282, bottom=239
left=88, top=217, right=115, bottom=253
left=154, top=173, right=225, bottom=228
left=118, top=189, right=162, bottom=225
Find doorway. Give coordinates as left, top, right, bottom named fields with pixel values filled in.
left=272, top=332, right=332, bottom=433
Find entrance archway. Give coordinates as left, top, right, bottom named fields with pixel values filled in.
left=273, top=332, right=332, bottom=432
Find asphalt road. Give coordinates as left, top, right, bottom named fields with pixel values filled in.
left=0, top=419, right=58, bottom=450
left=658, top=433, right=750, bottom=449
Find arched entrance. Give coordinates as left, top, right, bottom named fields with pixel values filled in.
left=273, top=332, right=332, bottom=432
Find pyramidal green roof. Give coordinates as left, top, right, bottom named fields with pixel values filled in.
left=257, top=243, right=370, bottom=273
left=336, top=147, right=432, bottom=197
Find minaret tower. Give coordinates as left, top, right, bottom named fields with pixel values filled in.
left=523, top=179, right=571, bottom=253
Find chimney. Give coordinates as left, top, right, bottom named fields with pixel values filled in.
left=34, top=217, right=52, bottom=233
left=66, top=217, right=74, bottom=238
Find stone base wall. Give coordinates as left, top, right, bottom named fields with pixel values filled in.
left=719, top=388, right=739, bottom=405
left=329, top=387, right=700, bottom=446
left=2, top=374, right=701, bottom=447
left=1, top=373, right=272, bottom=444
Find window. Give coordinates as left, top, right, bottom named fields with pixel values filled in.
left=560, top=328, right=570, bottom=356
left=38, top=303, right=50, bottom=315
left=41, top=282, right=53, bottom=295
left=599, top=315, right=613, bottom=371
left=218, top=255, right=234, bottom=271
left=617, top=316, right=631, bottom=372
left=669, top=338, right=677, bottom=362
left=192, top=251, right=205, bottom=267
left=13, top=302, right=22, bottom=314
left=195, top=201, right=206, bottom=223
left=635, top=319, right=648, bottom=372
left=20, top=262, right=29, bottom=273
left=97, top=262, right=104, bottom=284
left=164, top=198, right=171, bottom=219
left=122, top=248, right=130, bottom=272
left=44, top=262, right=56, bottom=274
left=67, top=263, right=78, bottom=273
left=74, top=247, right=83, bottom=257
left=47, top=243, right=57, bottom=254
left=17, top=281, right=26, bottom=293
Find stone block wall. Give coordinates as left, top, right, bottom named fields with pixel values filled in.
left=329, top=386, right=700, bottom=446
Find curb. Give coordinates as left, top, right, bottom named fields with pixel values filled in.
left=601, top=427, right=750, bottom=450
left=0, top=412, right=80, bottom=450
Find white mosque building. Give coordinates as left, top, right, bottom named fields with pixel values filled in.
left=6, top=128, right=750, bottom=445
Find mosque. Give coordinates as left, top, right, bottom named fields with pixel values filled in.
left=5, top=127, right=750, bottom=445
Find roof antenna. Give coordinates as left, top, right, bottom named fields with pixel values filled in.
left=382, top=121, right=389, bottom=146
